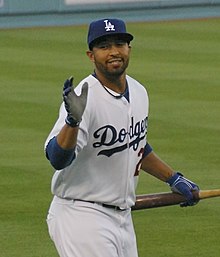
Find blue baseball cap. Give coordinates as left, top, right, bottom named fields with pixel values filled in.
left=87, top=18, right=134, bottom=49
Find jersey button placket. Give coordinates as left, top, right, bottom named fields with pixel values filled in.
left=124, top=101, right=132, bottom=207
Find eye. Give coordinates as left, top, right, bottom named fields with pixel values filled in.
left=97, top=42, right=109, bottom=49
left=115, top=40, right=127, bottom=47
left=94, top=40, right=127, bottom=49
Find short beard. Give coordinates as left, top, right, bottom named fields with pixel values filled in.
left=95, top=59, right=129, bottom=82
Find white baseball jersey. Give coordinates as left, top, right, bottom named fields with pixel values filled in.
left=45, top=74, right=149, bottom=209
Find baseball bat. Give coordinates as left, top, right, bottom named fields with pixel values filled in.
left=131, top=189, right=220, bottom=211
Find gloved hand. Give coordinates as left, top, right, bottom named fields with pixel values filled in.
left=166, top=172, right=199, bottom=207
left=63, top=77, right=88, bottom=127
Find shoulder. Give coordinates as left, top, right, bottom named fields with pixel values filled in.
left=126, top=75, right=148, bottom=96
left=126, top=75, right=147, bottom=89
left=74, top=75, right=99, bottom=93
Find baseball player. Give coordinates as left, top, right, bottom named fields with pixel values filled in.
left=44, top=18, right=199, bottom=257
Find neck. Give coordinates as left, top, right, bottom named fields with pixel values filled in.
left=94, top=70, right=126, bottom=94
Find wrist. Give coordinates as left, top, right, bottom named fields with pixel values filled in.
left=166, top=171, right=183, bottom=185
left=65, top=116, right=81, bottom=127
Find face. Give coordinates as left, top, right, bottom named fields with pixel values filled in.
left=87, top=36, right=131, bottom=80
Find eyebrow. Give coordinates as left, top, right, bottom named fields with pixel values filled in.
left=94, top=39, right=127, bottom=47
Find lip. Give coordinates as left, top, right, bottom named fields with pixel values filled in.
left=108, top=58, right=122, bottom=64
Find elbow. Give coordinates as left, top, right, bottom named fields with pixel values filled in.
left=50, top=162, right=68, bottom=171
left=49, top=153, right=76, bottom=170
left=45, top=137, right=76, bottom=170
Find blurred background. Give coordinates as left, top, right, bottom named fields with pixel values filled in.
left=1, top=1, right=220, bottom=257
left=1, top=0, right=220, bottom=29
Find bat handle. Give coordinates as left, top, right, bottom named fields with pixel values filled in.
left=198, top=189, right=220, bottom=199
left=192, top=190, right=200, bottom=200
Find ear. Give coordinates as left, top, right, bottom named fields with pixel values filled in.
left=86, top=50, right=95, bottom=63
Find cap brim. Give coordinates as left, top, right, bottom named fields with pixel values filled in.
left=89, top=33, right=134, bottom=49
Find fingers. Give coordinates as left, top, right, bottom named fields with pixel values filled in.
left=63, top=77, right=89, bottom=103
left=63, top=77, right=74, bottom=98
left=69, top=76, right=73, bottom=84
left=182, top=183, right=200, bottom=207
left=180, top=188, right=200, bottom=207
left=167, top=172, right=200, bottom=207
left=81, top=82, right=89, bottom=99
left=63, top=77, right=73, bottom=90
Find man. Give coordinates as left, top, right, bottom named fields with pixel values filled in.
left=45, top=18, right=199, bottom=257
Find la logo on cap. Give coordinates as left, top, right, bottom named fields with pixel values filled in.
left=104, top=20, right=115, bottom=32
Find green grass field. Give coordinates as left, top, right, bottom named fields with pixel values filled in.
left=0, top=18, right=220, bottom=257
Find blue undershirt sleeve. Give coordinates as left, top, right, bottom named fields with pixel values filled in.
left=45, top=136, right=76, bottom=170
left=142, top=143, right=153, bottom=159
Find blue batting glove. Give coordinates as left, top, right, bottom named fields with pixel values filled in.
left=166, top=172, right=199, bottom=207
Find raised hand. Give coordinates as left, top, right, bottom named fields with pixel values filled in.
left=63, top=77, right=88, bottom=127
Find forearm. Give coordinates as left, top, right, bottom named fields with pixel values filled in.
left=141, top=151, right=200, bottom=207
left=56, top=124, right=79, bottom=149
left=141, top=151, right=174, bottom=182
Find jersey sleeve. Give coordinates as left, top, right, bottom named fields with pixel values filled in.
left=142, top=143, right=153, bottom=159
left=45, top=136, right=76, bottom=170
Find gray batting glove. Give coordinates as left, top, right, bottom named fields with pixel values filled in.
left=63, top=77, right=88, bottom=127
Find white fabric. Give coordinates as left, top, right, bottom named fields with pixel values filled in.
left=47, top=196, right=138, bottom=257
left=45, top=74, right=149, bottom=209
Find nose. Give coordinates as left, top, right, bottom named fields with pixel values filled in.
left=108, top=44, right=120, bottom=55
